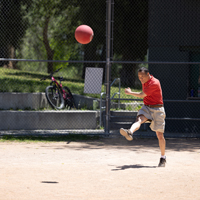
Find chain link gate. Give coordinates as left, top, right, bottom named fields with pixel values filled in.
left=109, top=0, right=200, bottom=138
left=0, top=0, right=200, bottom=137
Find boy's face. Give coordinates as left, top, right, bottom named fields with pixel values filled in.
left=138, top=71, right=150, bottom=84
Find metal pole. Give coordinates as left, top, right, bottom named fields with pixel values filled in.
left=105, top=0, right=112, bottom=134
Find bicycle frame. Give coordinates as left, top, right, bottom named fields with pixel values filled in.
left=41, top=67, right=75, bottom=110
left=50, top=77, right=67, bottom=99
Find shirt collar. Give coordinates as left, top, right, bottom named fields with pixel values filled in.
left=143, top=75, right=153, bottom=86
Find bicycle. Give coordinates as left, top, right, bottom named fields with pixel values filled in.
left=41, top=67, right=75, bottom=110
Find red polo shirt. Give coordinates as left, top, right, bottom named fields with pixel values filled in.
left=142, top=75, right=163, bottom=105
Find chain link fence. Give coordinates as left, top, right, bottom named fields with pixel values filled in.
left=0, top=0, right=200, bottom=137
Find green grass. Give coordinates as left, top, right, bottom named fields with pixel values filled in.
left=0, top=67, right=85, bottom=95
left=0, top=67, right=142, bottom=101
left=0, top=134, right=100, bottom=143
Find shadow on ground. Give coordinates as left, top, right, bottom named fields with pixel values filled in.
left=111, top=164, right=157, bottom=170
left=1, top=133, right=199, bottom=153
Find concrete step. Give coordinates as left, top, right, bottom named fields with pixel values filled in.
left=101, top=111, right=148, bottom=130
left=102, top=110, right=137, bottom=123
left=110, top=110, right=138, bottom=117
left=0, top=110, right=99, bottom=130
left=110, top=116, right=136, bottom=122
left=109, top=122, right=148, bottom=130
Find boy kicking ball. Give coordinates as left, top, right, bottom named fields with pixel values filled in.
left=120, top=67, right=166, bottom=167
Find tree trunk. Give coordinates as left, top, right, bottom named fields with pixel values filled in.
left=43, top=16, right=54, bottom=74
left=3, top=45, right=17, bottom=69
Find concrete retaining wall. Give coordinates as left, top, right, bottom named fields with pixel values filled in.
left=0, top=92, right=48, bottom=110
left=0, top=93, right=105, bottom=110
left=0, top=110, right=99, bottom=130
left=73, top=94, right=105, bottom=109
left=0, top=92, right=141, bottom=131
left=0, top=93, right=142, bottom=110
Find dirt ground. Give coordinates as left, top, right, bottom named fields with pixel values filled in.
left=0, top=136, right=200, bottom=200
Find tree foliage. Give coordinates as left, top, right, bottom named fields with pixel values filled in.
left=23, top=0, right=80, bottom=73
left=0, top=0, right=30, bottom=68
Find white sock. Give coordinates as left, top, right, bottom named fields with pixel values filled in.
left=129, top=129, right=133, bottom=134
left=161, top=155, right=166, bottom=159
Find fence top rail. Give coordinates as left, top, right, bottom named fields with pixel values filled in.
left=1, top=58, right=200, bottom=65
left=111, top=98, right=143, bottom=101
left=111, top=98, right=200, bottom=103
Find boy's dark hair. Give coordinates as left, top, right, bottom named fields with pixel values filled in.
left=138, top=67, right=149, bottom=74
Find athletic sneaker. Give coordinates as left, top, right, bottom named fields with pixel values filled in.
left=158, top=158, right=166, bottom=167
left=120, top=128, right=133, bottom=141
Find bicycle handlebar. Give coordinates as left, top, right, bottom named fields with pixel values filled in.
left=40, top=77, right=46, bottom=81
left=54, top=67, right=62, bottom=73
left=40, top=67, right=63, bottom=81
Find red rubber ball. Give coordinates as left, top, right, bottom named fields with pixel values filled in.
left=75, top=25, right=94, bottom=44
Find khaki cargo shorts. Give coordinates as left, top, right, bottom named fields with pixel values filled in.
left=137, top=105, right=166, bottom=133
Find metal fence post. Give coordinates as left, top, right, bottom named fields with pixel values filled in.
left=105, top=0, right=114, bottom=134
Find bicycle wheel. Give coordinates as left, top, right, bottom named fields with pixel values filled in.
left=63, top=86, right=76, bottom=109
left=45, top=85, right=65, bottom=110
